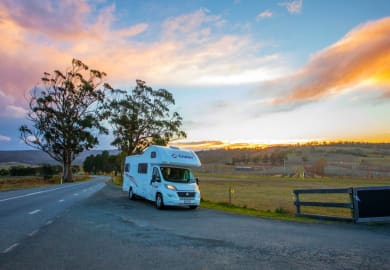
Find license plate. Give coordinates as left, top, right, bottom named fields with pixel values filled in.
left=184, top=199, right=192, bottom=204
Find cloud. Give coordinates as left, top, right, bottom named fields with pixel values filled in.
left=263, top=17, right=390, bottom=108
left=257, top=10, right=273, bottom=20
left=0, top=90, right=27, bottom=118
left=0, top=2, right=282, bottom=112
left=116, top=23, right=149, bottom=37
left=0, top=135, right=11, bottom=142
left=279, top=0, right=303, bottom=14
left=0, top=0, right=93, bottom=40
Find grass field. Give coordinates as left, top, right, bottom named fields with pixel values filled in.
left=197, top=173, right=390, bottom=219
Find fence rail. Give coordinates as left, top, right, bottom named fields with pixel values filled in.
left=293, top=188, right=355, bottom=222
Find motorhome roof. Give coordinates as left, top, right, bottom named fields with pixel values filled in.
left=125, top=145, right=201, bottom=168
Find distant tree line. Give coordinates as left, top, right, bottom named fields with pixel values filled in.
left=231, top=151, right=288, bottom=165
left=83, top=151, right=121, bottom=175
left=0, top=165, right=79, bottom=179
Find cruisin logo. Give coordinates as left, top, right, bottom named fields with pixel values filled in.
left=171, top=153, right=194, bottom=159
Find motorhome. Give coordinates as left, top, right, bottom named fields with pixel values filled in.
left=122, top=145, right=201, bottom=209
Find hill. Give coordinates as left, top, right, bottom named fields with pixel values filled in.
left=2, top=143, right=390, bottom=178
left=195, top=143, right=390, bottom=177
left=0, top=150, right=119, bottom=167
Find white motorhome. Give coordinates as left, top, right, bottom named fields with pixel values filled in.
left=122, top=145, right=201, bottom=209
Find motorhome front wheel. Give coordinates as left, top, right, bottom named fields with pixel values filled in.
left=156, top=193, right=164, bottom=210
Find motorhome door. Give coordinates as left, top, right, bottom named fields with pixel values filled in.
left=149, top=167, right=161, bottom=200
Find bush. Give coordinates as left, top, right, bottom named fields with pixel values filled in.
left=9, top=166, right=37, bottom=176
left=275, top=207, right=289, bottom=214
left=39, top=164, right=61, bottom=180
left=0, top=168, right=9, bottom=176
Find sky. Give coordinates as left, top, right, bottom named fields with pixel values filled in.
left=1, top=0, right=390, bottom=150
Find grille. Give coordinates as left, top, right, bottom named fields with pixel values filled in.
left=177, top=191, right=196, bottom=198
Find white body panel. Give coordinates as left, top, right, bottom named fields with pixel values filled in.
left=122, top=146, right=201, bottom=207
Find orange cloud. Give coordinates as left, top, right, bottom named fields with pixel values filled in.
left=0, top=0, right=93, bottom=40
left=272, top=17, right=390, bottom=105
left=169, top=140, right=267, bottom=150
left=0, top=2, right=282, bottom=119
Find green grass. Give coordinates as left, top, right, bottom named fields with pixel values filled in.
left=200, top=200, right=317, bottom=223
left=197, top=173, right=390, bottom=220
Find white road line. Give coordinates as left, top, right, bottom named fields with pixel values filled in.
left=58, top=199, right=65, bottom=203
left=28, top=209, right=41, bottom=215
left=2, top=243, right=19, bottom=253
left=28, top=229, right=39, bottom=237
left=0, top=182, right=89, bottom=203
left=46, top=220, right=53, bottom=225
left=74, top=193, right=79, bottom=196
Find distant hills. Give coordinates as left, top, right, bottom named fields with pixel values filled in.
left=0, top=150, right=119, bottom=166
left=2, top=143, right=390, bottom=178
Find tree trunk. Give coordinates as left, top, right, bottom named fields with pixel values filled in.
left=120, top=151, right=125, bottom=177
left=63, top=161, right=73, bottom=182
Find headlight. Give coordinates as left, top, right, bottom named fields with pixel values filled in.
left=165, top=184, right=176, bottom=191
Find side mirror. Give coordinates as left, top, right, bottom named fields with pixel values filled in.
left=196, top=178, right=200, bottom=185
left=152, top=175, right=161, bottom=183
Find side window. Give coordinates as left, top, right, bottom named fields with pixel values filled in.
left=152, top=167, right=161, bottom=182
left=124, top=163, right=130, bottom=172
left=138, top=163, right=148, bottom=174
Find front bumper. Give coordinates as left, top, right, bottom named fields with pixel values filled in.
left=163, top=191, right=201, bottom=206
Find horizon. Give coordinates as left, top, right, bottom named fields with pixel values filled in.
left=1, top=1, right=390, bottom=151
left=2, top=140, right=390, bottom=153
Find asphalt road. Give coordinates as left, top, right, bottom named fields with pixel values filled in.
left=1, top=181, right=390, bottom=269
left=0, top=176, right=106, bottom=253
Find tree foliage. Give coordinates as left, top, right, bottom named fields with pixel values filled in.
left=83, top=151, right=121, bottom=175
left=107, top=80, right=186, bottom=155
left=20, top=59, right=112, bottom=182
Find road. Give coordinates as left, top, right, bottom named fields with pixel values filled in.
left=1, top=181, right=390, bottom=269
left=0, top=176, right=106, bottom=253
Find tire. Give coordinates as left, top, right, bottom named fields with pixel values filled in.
left=189, top=205, right=198, bottom=210
left=128, top=187, right=135, bottom=200
left=155, top=193, right=164, bottom=210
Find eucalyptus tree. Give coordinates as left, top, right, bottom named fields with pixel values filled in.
left=107, top=80, right=186, bottom=156
left=20, top=59, right=113, bottom=183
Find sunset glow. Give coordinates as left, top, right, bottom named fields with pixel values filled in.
left=1, top=1, right=390, bottom=150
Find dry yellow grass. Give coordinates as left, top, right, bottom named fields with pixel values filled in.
left=0, top=175, right=91, bottom=191
left=197, top=173, right=390, bottom=218
left=112, top=175, right=123, bottom=186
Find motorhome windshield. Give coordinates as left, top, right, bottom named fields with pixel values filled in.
left=160, top=167, right=195, bottom=183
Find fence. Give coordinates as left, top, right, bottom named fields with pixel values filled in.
left=293, top=186, right=390, bottom=223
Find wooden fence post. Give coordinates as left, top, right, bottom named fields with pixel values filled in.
left=294, top=191, right=301, bottom=215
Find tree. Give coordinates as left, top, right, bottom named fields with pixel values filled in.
left=310, top=158, right=328, bottom=177
left=262, top=154, right=269, bottom=164
left=83, top=152, right=121, bottom=175
left=20, top=59, right=112, bottom=183
left=83, top=155, right=96, bottom=174
left=107, top=80, right=186, bottom=155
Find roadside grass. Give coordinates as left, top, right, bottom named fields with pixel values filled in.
left=112, top=175, right=122, bottom=186
left=200, top=200, right=317, bottom=223
left=197, top=173, right=390, bottom=220
left=108, top=172, right=389, bottom=223
left=0, top=175, right=91, bottom=191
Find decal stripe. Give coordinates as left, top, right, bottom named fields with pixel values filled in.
left=126, top=173, right=138, bottom=187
